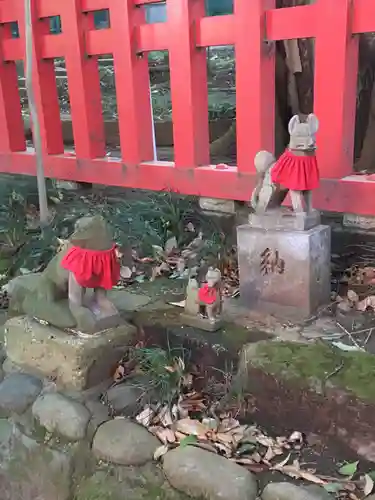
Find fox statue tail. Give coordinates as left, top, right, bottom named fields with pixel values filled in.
left=250, top=151, right=276, bottom=210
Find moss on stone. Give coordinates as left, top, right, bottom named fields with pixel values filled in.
left=248, top=340, right=375, bottom=402
left=74, top=464, right=189, bottom=500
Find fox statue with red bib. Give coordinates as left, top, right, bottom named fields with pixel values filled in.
left=9, top=215, right=123, bottom=334
left=250, top=113, right=320, bottom=214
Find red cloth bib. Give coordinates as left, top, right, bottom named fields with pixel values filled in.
left=198, top=284, right=218, bottom=305
left=271, top=149, right=319, bottom=191
left=61, top=244, right=120, bottom=290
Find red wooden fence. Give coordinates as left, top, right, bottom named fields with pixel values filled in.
left=0, top=0, right=375, bottom=215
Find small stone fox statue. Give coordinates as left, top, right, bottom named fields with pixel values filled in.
left=251, top=113, right=320, bottom=214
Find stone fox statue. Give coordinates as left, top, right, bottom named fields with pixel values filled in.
left=250, top=113, right=320, bottom=214
left=10, top=215, right=123, bottom=333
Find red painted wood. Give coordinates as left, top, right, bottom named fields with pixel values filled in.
left=196, top=16, right=235, bottom=47
left=0, top=24, right=25, bottom=151
left=110, top=0, right=154, bottom=165
left=1, top=0, right=375, bottom=214
left=235, top=0, right=275, bottom=172
left=266, top=5, right=316, bottom=41
left=85, top=29, right=112, bottom=56
left=2, top=39, right=22, bottom=61
left=2, top=150, right=375, bottom=216
left=18, top=1, right=63, bottom=155
left=60, top=1, right=105, bottom=158
left=314, top=0, right=358, bottom=178
left=352, top=0, right=375, bottom=33
left=167, top=0, right=209, bottom=167
left=138, top=23, right=168, bottom=52
left=0, top=1, right=19, bottom=24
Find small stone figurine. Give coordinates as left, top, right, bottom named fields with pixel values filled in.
left=181, top=267, right=223, bottom=332
left=9, top=215, right=123, bottom=335
left=251, top=113, right=320, bottom=214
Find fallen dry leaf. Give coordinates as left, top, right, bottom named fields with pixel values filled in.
left=357, top=296, right=375, bottom=311
left=347, top=289, right=359, bottom=304
left=273, top=464, right=326, bottom=485
left=154, top=444, right=169, bottom=460
left=363, top=474, right=374, bottom=497
left=264, top=446, right=277, bottom=462
left=182, top=373, right=193, bottom=389
left=150, top=262, right=170, bottom=282
left=165, top=237, right=178, bottom=255
left=218, top=417, right=240, bottom=433
left=120, top=266, right=132, bottom=279
left=256, top=435, right=276, bottom=448
left=274, top=454, right=291, bottom=468
left=158, top=406, right=174, bottom=427
left=149, top=426, right=176, bottom=444
left=136, top=406, right=154, bottom=427
left=175, top=418, right=209, bottom=438
left=202, top=418, right=218, bottom=431
left=213, top=432, right=235, bottom=445
left=113, top=365, right=125, bottom=382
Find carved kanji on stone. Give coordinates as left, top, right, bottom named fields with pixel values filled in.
left=260, top=248, right=285, bottom=276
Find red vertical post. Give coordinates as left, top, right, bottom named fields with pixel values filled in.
left=18, top=2, right=64, bottom=154
left=235, top=0, right=275, bottom=173
left=167, top=0, right=209, bottom=167
left=0, top=23, right=25, bottom=152
left=314, top=0, right=358, bottom=178
left=111, top=0, right=154, bottom=166
left=61, top=0, right=105, bottom=158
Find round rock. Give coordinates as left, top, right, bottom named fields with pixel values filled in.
left=0, top=373, right=42, bottom=416
left=92, top=418, right=160, bottom=465
left=163, top=446, right=258, bottom=500
left=104, top=384, right=143, bottom=415
left=262, top=483, right=334, bottom=500
left=32, top=393, right=91, bottom=441
left=85, top=400, right=110, bottom=440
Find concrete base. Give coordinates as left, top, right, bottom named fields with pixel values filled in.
left=180, top=313, right=222, bottom=332
left=249, top=209, right=320, bottom=231
left=199, top=197, right=236, bottom=215
left=237, top=223, right=331, bottom=321
left=4, top=316, right=136, bottom=390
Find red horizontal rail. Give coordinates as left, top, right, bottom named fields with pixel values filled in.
left=0, top=151, right=374, bottom=215
left=266, top=5, right=317, bottom=40
left=196, top=16, right=235, bottom=47
left=352, top=0, right=375, bottom=33
left=137, top=23, right=168, bottom=52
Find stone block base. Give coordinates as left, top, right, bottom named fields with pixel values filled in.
left=4, top=316, right=136, bottom=390
left=248, top=209, right=320, bottom=231
left=180, top=313, right=222, bottom=332
left=237, top=224, right=331, bottom=321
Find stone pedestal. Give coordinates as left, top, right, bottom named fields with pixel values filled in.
left=237, top=221, right=331, bottom=321
left=4, top=316, right=136, bottom=390
left=180, top=313, right=222, bottom=332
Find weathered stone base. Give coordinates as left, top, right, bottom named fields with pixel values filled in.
left=236, top=340, right=375, bottom=463
left=248, top=209, right=321, bottom=231
left=4, top=316, right=136, bottom=390
left=180, top=313, right=222, bottom=332
left=237, top=223, right=331, bottom=321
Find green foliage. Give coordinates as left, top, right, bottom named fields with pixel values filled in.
left=0, top=175, right=224, bottom=280
left=130, top=344, right=189, bottom=404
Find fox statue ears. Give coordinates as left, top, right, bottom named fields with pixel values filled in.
left=288, top=114, right=319, bottom=136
